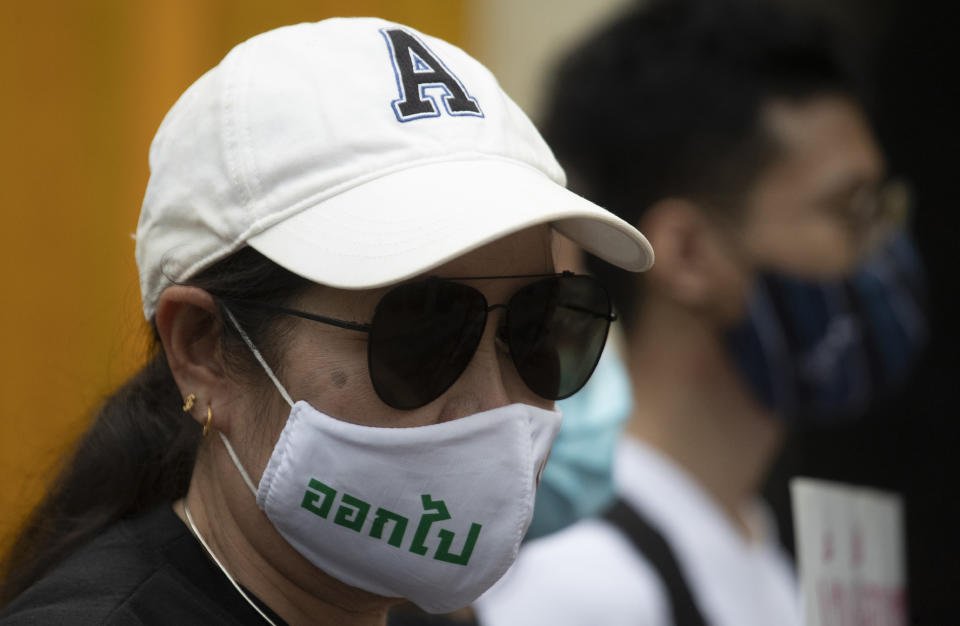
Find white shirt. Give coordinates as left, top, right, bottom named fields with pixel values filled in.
left=475, top=438, right=801, bottom=626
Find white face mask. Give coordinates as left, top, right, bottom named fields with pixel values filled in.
left=220, top=309, right=562, bottom=613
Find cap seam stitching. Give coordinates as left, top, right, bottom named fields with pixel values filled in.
left=222, top=43, right=254, bottom=210
left=237, top=36, right=264, bottom=207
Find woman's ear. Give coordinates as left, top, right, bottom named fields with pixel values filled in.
left=639, top=198, right=749, bottom=321
left=155, top=286, right=228, bottom=429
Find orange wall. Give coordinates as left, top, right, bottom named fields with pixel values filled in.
left=0, top=0, right=465, bottom=555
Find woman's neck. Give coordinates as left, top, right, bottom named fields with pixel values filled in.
left=173, top=449, right=397, bottom=626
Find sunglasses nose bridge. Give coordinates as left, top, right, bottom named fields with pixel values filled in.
left=483, top=303, right=511, bottom=340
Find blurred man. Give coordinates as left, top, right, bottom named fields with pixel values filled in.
left=474, top=1, right=925, bottom=624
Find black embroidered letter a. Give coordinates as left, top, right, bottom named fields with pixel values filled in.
left=381, top=28, right=482, bottom=122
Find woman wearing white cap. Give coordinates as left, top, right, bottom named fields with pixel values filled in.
left=0, top=17, right=651, bottom=626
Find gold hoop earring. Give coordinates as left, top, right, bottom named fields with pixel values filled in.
left=182, top=393, right=196, bottom=412
left=202, top=406, right=213, bottom=437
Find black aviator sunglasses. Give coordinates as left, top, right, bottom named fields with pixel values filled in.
left=225, top=272, right=615, bottom=410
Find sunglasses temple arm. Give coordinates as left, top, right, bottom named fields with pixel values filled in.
left=219, top=299, right=372, bottom=333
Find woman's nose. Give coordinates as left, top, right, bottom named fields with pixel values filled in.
left=433, top=316, right=513, bottom=422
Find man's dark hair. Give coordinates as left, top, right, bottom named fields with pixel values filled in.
left=542, top=0, right=866, bottom=327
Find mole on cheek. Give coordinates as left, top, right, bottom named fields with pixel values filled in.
left=330, top=370, right=349, bottom=389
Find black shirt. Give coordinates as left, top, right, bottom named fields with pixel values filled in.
left=0, top=506, right=288, bottom=625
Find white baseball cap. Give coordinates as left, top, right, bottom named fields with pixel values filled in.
left=136, top=17, right=654, bottom=319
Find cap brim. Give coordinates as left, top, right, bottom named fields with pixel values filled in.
left=246, top=158, right=653, bottom=289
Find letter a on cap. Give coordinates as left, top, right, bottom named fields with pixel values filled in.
left=381, top=28, right=483, bottom=122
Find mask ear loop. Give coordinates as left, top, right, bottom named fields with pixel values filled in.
left=217, top=305, right=297, bottom=498
left=223, top=306, right=295, bottom=408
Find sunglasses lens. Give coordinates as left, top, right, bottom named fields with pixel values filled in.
left=506, top=275, right=612, bottom=401
left=368, top=281, right=487, bottom=410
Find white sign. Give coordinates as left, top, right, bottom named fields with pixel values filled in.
left=791, top=478, right=907, bottom=626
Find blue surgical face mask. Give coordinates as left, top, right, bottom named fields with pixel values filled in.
left=526, top=345, right=633, bottom=540
left=725, top=229, right=927, bottom=425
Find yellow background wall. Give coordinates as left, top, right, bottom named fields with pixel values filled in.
left=0, top=0, right=465, bottom=556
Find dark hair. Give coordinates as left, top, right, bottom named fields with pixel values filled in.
left=542, top=0, right=866, bottom=328
left=0, top=247, right=311, bottom=607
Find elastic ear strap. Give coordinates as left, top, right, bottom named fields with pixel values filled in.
left=222, top=306, right=295, bottom=408
left=219, top=432, right=259, bottom=498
